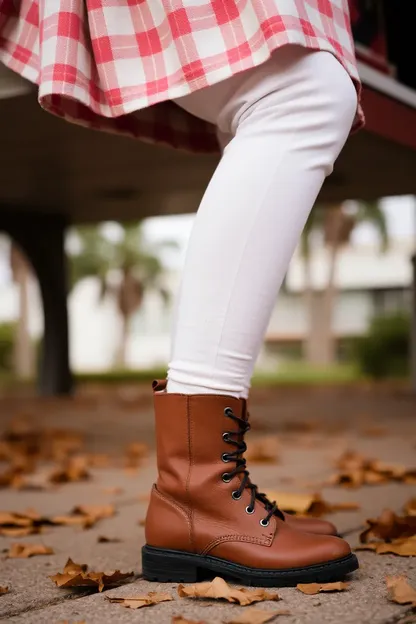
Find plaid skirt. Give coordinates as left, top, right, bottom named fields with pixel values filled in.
left=0, top=1, right=363, bottom=153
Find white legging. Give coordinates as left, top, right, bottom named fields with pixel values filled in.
left=167, top=45, right=357, bottom=398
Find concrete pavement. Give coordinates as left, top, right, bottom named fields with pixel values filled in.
left=0, top=384, right=415, bottom=623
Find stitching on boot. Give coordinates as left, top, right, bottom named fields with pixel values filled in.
left=153, top=484, right=192, bottom=531
left=201, top=533, right=273, bottom=556
left=185, top=395, right=195, bottom=551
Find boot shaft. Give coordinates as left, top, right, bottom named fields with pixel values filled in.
left=153, top=388, right=248, bottom=505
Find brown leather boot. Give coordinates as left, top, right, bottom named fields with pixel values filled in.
left=146, top=380, right=338, bottom=537
left=142, top=386, right=358, bottom=586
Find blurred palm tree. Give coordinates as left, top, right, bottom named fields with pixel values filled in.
left=301, top=201, right=388, bottom=365
left=69, top=223, right=172, bottom=367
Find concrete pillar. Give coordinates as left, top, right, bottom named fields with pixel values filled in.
left=411, top=254, right=416, bottom=392
left=0, top=210, right=73, bottom=395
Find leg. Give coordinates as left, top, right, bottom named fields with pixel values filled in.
left=168, top=46, right=357, bottom=398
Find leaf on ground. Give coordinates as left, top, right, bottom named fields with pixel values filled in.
left=297, top=582, right=349, bottom=595
left=52, top=504, right=115, bottom=529
left=386, top=576, right=416, bottom=606
left=101, top=487, right=124, bottom=495
left=97, top=535, right=122, bottom=543
left=356, top=535, right=416, bottom=556
left=106, top=592, right=173, bottom=609
left=263, top=491, right=359, bottom=517
left=172, top=617, right=207, bottom=624
left=49, top=456, right=90, bottom=484
left=50, top=558, right=133, bottom=592
left=359, top=509, right=416, bottom=543
left=0, top=587, right=8, bottom=595
left=0, top=511, right=34, bottom=527
left=360, top=426, right=388, bottom=437
left=0, top=526, right=41, bottom=537
left=6, top=543, right=54, bottom=558
left=225, top=608, right=292, bottom=623
left=87, top=453, right=111, bottom=468
left=245, top=436, right=280, bottom=464
left=124, top=442, right=149, bottom=469
left=178, top=577, right=280, bottom=606
left=332, top=451, right=416, bottom=488
left=404, top=498, right=416, bottom=516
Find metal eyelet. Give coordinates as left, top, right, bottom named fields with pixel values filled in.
left=224, top=407, right=233, bottom=416
left=260, top=518, right=270, bottom=527
left=245, top=506, right=255, bottom=514
left=222, top=473, right=232, bottom=483
left=222, top=432, right=230, bottom=442
left=231, top=490, right=241, bottom=500
left=222, top=453, right=230, bottom=463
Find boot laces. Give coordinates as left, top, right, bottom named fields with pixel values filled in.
left=221, top=407, right=284, bottom=526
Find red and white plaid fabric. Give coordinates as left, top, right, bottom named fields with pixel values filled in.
left=0, top=0, right=363, bottom=153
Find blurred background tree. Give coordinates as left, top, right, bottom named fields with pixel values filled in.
left=69, top=222, right=172, bottom=367
left=302, top=201, right=389, bottom=365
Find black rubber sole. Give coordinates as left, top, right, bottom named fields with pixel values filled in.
left=142, top=545, right=359, bottom=587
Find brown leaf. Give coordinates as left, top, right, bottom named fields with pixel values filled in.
left=97, top=535, right=121, bottom=543
left=263, top=491, right=359, bottom=517
left=106, top=592, right=173, bottom=609
left=52, top=504, right=115, bottom=530
left=297, top=582, right=349, bottom=595
left=172, top=617, right=207, bottom=624
left=50, top=558, right=133, bottom=592
left=332, top=452, right=416, bottom=488
left=356, top=536, right=416, bottom=556
left=404, top=498, right=416, bottom=516
left=102, top=487, right=124, bottom=495
left=225, top=608, right=292, bottom=623
left=0, top=526, right=41, bottom=537
left=245, top=436, right=280, bottom=464
left=177, top=577, right=280, bottom=606
left=360, top=426, right=388, bottom=438
left=386, top=576, right=416, bottom=606
left=49, top=456, right=90, bottom=484
left=6, top=543, right=54, bottom=558
left=0, top=587, right=8, bottom=595
left=0, top=511, right=33, bottom=527
left=359, top=509, right=416, bottom=543
left=124, top=442, right=148, bottom=469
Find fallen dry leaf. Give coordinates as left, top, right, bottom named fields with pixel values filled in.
left=97, top=535, right=122, bottom=543
left=359, top=509, right=416, bottom=543
left=124, top=442, right=148, bottom=469
left=178, top=577, right=280, bottom=606
left=386, top=576, right=416, bottom=606
left=6, top=543, right=54, bottom=558
left=101, top=487, right=124, bottom=495
left=49, top=456, right=90, bottom=484
left=172, top=617, right=206, bottom=624
left=52, top=504, right=116, bottom=530
left=297, top=582, right=349, bottom=595
left=245, top=436, right=280, bottom=464
left=225, top=608, right=291, bottom=623
left=331, top=451, right=416, bottom=488
left=50, top=558, right=133, bottom=592
left=356, top=535, right=416, bottom=556
left=0, top=526, right=41, bottom=537
left=0, top=587, right=8, bottom=595
left=360, top=426, right=388, bottom=437
left=106, top=592, right=173, bottom=609
left=263, top=491, right=359, bottom=517
left=404, top=498, right=416, bottom=516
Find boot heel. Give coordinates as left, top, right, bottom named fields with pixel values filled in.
left=142, top=545, right=199, bottom=583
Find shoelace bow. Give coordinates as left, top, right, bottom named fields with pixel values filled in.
left=222, top=407, right=284, bottom=525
